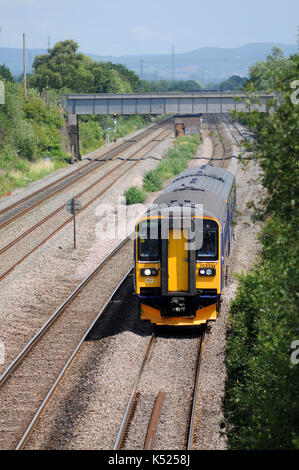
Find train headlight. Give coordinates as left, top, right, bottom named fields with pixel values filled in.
left=199, top=268, right=216, bottom=276
left=141, top=268, right=158, bottom=276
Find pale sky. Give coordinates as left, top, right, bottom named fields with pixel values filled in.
left=0, top=0, right=298, bottom=55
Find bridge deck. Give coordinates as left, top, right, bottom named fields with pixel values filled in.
left=65, top=92, right=276, bottom=115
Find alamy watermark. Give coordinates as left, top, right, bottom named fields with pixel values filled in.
left=290, top=80, right=299, bottom=105
left=95, top=198, right=204, bottom=250
left=290, top=340, right=299, bottom=365
left=0, top=340, right=5, bottom=365
left=0, top=80, right=5, bottom=105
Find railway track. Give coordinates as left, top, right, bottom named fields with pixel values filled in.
left=204, top=114, right=227, bottom=166
left=110, top=115, right=230, bottom=450
left=219, top=113, right=242, bottom=144
left=0, top=114, right=251, bottom=450
left=0, top=236, right=134, bottom=450
left=114, top=328, right=206, bottom=450
left=220, top=113, right=255, bottom=146
left=0, top=125, right=173, bottom=282
left=0, top=118, right=172, bottom=230
left=211, top=114, right=226, bottom=165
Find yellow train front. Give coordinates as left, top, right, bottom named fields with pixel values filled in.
left=134, top=165, right=236, bottom=326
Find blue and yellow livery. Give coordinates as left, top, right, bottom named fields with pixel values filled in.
left=134, top=165, right=236, bottom=326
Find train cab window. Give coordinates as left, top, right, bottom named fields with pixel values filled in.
left=138, top=219, right=160, bottom=261
left=196, top=220, right=219, bottom=261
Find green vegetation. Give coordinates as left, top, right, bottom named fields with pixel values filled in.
left=0, top=64, right=14, bottom=82
left=140, top=79, right=202, bottom=93
left=0, top=40, right=153, bottom=195
left=0, top=81, right=69, bottom=196
left=245, top=47, right=291, bottom=92
left=218, top=75, right=248, bottom=91
left=29, top=40, right=142, bottom=94
left=124, top=186, right=147, bottom=205
left=204, top=48, right=289, bottom=92
left=204, top=75, right=247, bottom=91
left=125, top=135, right=202, bottom=204
left=223, top=51, right=299, bottom=449
left=79, top=114, right=151, bottom=155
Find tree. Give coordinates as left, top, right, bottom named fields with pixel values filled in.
left=223, top=52, right=299, bottom=450
left=246, top=47, right=289, bottom=92
left=30, top=40, right=94, bottom=92
left=109, top=63, right=141, bottom=92
left=90, top=62, right=132, bottom=93
left=245, top=54, right=299, bottom=219
left=29, top=39, right=141, bottom=95
left=218, top=75, right=247, bottom=91
left=143, top=79, right=202, bottom=93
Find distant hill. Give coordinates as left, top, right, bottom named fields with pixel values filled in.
left=0, top=43, right=297, bottom=83
left=0, top=47, right=46, bottom=77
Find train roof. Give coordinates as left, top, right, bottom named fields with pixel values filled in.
left=147, top=165, right=235, bottom=222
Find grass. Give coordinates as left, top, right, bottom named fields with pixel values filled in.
left=0, top=82, right=70, bottom=196
left=0, top=156, right=67, bottom=197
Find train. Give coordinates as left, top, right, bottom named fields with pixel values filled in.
left=134, top=164, right=236, bottom=326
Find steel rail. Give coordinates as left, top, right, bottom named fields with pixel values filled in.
left=207, top=114, right=217, bottom=164
left=207, top=114, right=216, bottom=160
left=186, top=328, right=206, bottom=450
left=0, top=118, right=172, bottom=229
left=0, top=128, right=173, bottom=282
left=0, top=131, right=153, bottom=219
left=204, top=113, right=227, bottom=165
left=15, top=264, right=134, bottom=450
left=0, top=235, right=132, bottom=389
left=221, top=113, right=247, bottom=142
left=113, top=333, right=156, bottom=450
left=220, top=113, right=240, bottom=144
left=212, top=114, right=226, bottom=166
left=0, top=126, right=171, bottom=255
left=144, top=391, right=166, bottom=450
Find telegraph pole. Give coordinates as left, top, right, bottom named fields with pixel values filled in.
left=171, top=46, right=175, bottom=82
left=140, top=59, right=143, bottom=79
left=23, top=33, right=27, bottom=99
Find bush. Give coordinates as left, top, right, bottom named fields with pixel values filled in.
left=223, top=219, right=299, bottom=449
left=78, top=118, right=104, bottom=154
left=143, top=170, right=163, bottom=192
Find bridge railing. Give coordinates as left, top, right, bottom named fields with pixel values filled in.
left=64, top=92, right=277, bottom=115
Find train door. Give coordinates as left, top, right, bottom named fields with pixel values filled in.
left=168, top=229, right=189, bottom=292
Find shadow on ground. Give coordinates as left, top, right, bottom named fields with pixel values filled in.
left=86, top=273, right=203, bottom=341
